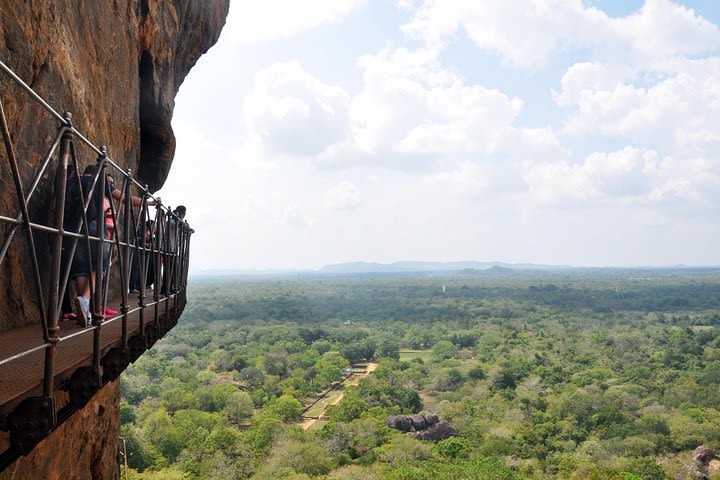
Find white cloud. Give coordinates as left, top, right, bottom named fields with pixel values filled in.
left=244, top=61, right=351, bottom=156
left=396, top=0, right=417, bottom=9
left=554, top=62, right=628, bottom=107
left=557, top=58, right=720, bottom=153
left=317, top=47, right=564, bottom=168
left=650, top=156, right=720, bottom=204
left=402, top=0, right=720, bottom=68
left=174, top=0, right=720, bottom=269
left=225, top=0, right=365, bottom=45
left=522, top=145, right=720, bottom=209
left=327, top=181, right=362, bottom=210
left=243, top=48, right=564, bottom=172
left=423, top=162, right=496, bottom=198
left=281, top=204, right=310, bottom=228
left=612, top=0, right=720, bottom=58
left=523, top=147, right=658, bottom=204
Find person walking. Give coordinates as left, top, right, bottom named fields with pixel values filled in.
left=69, top=165, right=158, bottom=325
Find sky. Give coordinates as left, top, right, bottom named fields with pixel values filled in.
left=158, top=0, right=720, bottom=271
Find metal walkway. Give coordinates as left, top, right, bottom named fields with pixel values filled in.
left=0, top=295, right=179, bottom=411
left=0, top=57, right=192, bottom=469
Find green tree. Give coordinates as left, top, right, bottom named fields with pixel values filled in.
left=256, top=439, right=334, bottom=478
left=267, top=394, right=302, bottom=421
left=328, top=394, right=369, bottom=422
left=142, top=409, right=183, bottom=461
left=198, top=383, right=238, bottom=412
left=437, top=437, right=471, bottom=458
left=622, top=457, right=667, bottom=480
left=225, top=390, right=254, bottom=424
left=468, top=364, right=486, bottom=380
left=375, top=336, right=400, bottom=360
left=120, top=423, right=165, bottom=471
left=435, top=368, right=465, bottom=391
left=248, top=415, right=282, bottom=453
left=432, top=340, right=456, bottom=361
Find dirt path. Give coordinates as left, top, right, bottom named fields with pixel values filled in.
left=301, top=362, right=378, bottom=430
left=300, top=416, right=318, bottom=430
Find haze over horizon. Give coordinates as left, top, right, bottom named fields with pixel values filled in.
left=192, top=259, right=720, bottom=275
left=158, top=0, right=720, bottom=271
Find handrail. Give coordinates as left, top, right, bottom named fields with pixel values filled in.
left=0, top=59, right=165, bottom=204
left=0, top=57, right=193, bottom=459
left=0, top=296, right=176, bottom=369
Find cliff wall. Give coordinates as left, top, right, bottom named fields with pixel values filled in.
left=0, top=2, right=228, bottom=478
left=0, top=0, right=229, bottom=331
left=0, top=381, right=121, bottom=480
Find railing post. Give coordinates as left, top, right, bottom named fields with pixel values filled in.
left=56, top=141, right=84, bottom=316
left=171, top=217, right=179, bottom=294
left=43, top=120, right=72, bottom=402
left=138, top=187, right=148, bottom=338
left=120, top=169, right=132, bottom=351
left=154, top=208, right=162, bottom=293
left=164, top=207, right=172, bottom=320
left=152, top=204, right=162, bottom=328
left=175, top=220, right=190, bottom=313
left=174, top=222, right=187, bottom=315
left=92, top=147, right=107, bottom=383
left=183, top=232, right=191, bottom=310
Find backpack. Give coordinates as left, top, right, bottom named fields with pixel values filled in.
left=63, top=169, right=82, bottom=229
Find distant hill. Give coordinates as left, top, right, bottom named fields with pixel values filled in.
left=319, top=261, right=567, bottom=274
left=191, top=263, right=720, bottom=280
left=456, top=265, right=515, bottom=276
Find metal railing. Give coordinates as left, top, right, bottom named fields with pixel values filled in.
left=0, top=58, right=192, bottom=460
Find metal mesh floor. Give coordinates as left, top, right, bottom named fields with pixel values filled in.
left=0, top=295, right=176, bottom=410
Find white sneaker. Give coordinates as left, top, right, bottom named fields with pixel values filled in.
left=73, top=296, right=90, bottom=327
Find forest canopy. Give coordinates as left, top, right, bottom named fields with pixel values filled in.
left=121, top=270, right=720, bottom=479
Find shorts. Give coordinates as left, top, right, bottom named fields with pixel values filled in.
left=70, top=221, right=107, bottom=278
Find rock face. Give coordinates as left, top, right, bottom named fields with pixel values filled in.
left=0, top=0, right=229, bottom=331
left=386, top=413, right=458, bottom=441
left=0, top=381, right=121, bottom=480
left=0, top=2, right=227, bottom=478
left=692, top=446, right=720, bottom=479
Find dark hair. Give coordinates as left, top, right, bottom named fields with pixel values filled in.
left=83, top=164, right=98, bottom=175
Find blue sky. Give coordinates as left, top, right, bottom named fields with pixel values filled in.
left=160, top=0, right=720, bottom=270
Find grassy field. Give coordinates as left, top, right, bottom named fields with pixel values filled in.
left=304, top=388, right=344, bottom=417
left=308, top=419, right=328, bottom=431
left=399, top=349, right=433, bottom=362
left=304, top=400, right=328, bottom=418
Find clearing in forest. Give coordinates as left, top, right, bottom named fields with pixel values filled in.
left=300, top=361, right=377, bottom=430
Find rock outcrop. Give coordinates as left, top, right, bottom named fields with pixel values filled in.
left=386, top=413, right=458, bottom=441
left=0, top=2, right=227, bottom=478
left=0, top=381, right=121, bottom=480
left=692, top=446, right=720, bottom=479
left=0, top=0, right=229, bottom=331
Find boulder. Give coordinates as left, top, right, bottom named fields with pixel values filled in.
left=408, top=413, right=428, bottom=430
left=410, top=420, right=458, bottom=441
left=386, top=414, right=456, bottom=441
left=386, top=415, right=413, bottom=432
left=423, top=413, right=439, bottom=425
left=692, top=446, right=720, bottom=479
